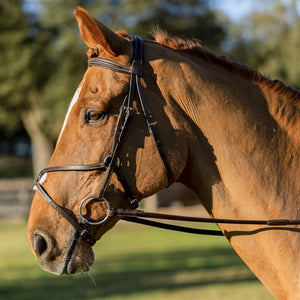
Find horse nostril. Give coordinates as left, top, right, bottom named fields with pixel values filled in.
left=34, top=233, right=48, bottom=256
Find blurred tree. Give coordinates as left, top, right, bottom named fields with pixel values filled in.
left=0, top=0, right=86, bottom=176
left=228, top=0, right=300, bottom=90
left=0, top=0, right=227, bottom=177
left=89, top=0, right=226, bottom=50
left=0, top=0, right=54, bottom=176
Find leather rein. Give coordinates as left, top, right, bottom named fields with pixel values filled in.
left=35, top=36, right=300, bottom=245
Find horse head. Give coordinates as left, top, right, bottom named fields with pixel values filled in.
left=27, top=7, right=189, bottom=275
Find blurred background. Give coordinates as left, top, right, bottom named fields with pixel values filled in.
left=0, top=0, right=299, bottom=299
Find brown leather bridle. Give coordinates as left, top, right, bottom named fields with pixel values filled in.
left=35, top=36, right=173, bottom=245
left=35, top=36, right=300, bottom=246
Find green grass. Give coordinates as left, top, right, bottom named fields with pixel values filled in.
left=0, top=220, right=274, bottom=300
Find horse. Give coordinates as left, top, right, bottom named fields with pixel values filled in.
left=27, top=7, right=300, bottom=299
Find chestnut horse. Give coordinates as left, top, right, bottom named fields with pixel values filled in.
left=27, top=7, right=300, bottom=299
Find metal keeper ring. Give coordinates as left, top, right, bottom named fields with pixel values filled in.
left=79, top=195, right=110, bottom=225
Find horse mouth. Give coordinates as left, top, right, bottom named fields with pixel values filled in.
left=64, top=231, right=95, bottom=275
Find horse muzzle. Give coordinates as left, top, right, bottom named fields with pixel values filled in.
left=32, top=228, right=94, bottom=275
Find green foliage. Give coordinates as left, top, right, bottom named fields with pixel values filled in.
left=89, top=0, right=226, bottom=49
left=0, top=0, right=30, bottom=132
left=228, top=0, right=300, bottom=89
left=0, top=0, right=86, bottom=138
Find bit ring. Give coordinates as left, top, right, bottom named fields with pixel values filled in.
left=79, top=195, right=110, bottom=225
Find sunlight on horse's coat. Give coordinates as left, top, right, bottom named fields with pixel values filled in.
left=27, top=7, right=300, bottom=300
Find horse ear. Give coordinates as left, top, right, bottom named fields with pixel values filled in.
left=74, top=7, right=131, bottom=56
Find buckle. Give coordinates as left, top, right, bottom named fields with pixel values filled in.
left=103, top=155, right=120, bottom=168
left=131, top=60, right=143, bottom=77
left=130, top=199, right=139, bottom=209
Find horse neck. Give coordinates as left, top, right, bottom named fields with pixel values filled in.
left=151, top=49, right=300, bottom=298
left=156, top=53, right=299, bottom=220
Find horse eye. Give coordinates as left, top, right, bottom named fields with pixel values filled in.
left=86, top=110, right=105, bottom=123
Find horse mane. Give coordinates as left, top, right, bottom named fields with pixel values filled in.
left=89, top=30, right=300, bottom=104
left=153, top=30, right=300, bottom=104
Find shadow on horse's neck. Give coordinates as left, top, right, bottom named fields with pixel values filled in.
left=155, top=49, right=299, bottom=298
left=154, top=49, right=299, bottom=219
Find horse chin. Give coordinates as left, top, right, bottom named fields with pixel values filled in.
left=64, top=238, right=95, bottom=275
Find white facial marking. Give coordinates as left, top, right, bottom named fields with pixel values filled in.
left=57, top=81, right=84, bottom=144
